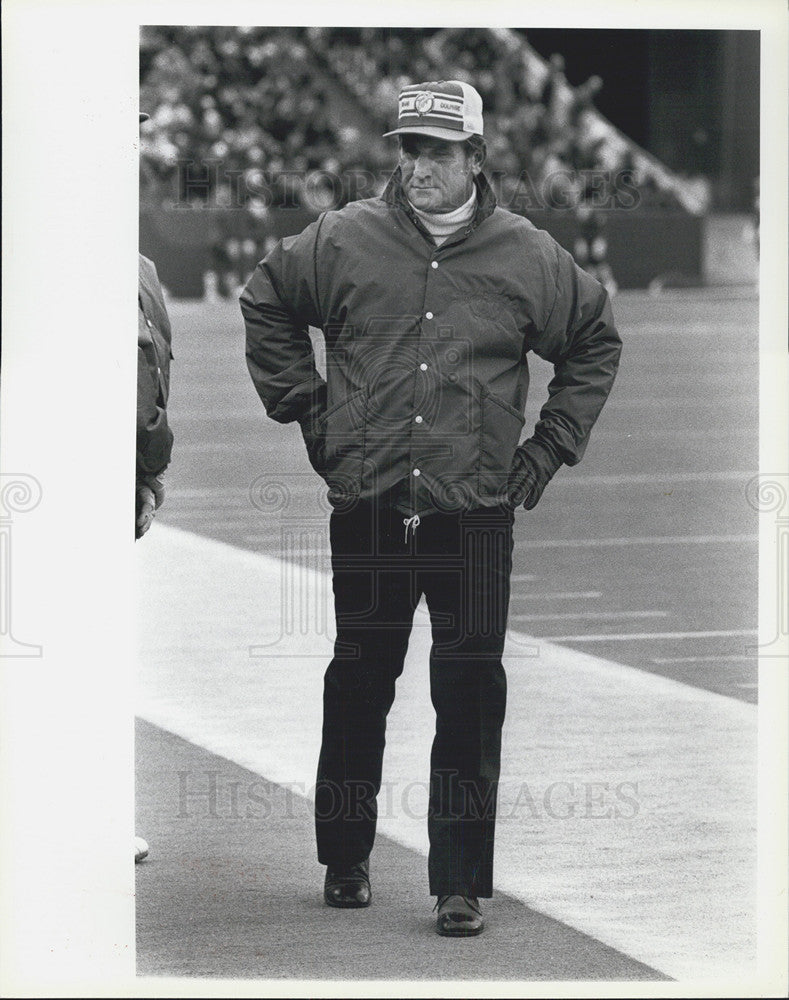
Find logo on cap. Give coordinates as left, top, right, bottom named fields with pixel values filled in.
left=382, top=80, right=485, bottom=141
left=414, top=92, right=434, bottom=116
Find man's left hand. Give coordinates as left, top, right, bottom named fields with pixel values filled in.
left=507, top=440, right=563, bottom=510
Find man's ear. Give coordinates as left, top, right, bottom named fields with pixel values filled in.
left=469, top=141, right=487, bottom=174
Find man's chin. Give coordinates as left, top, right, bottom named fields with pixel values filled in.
left=406, top=189, right=440, bottom=210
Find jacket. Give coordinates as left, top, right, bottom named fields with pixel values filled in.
left=137, top=254, right=173, bottom=477
left=241, top=169, right=621, bottom=515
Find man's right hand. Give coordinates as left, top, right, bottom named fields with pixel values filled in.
left=298, top=416, right=326, bottom=476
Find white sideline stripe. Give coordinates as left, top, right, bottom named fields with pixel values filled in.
left=511, top=610, right=667, bottom=623
left=516, top=534, right=757, bottom=549
left=136, top=524, right=756, bottom=982
left=509, top=573, right=538, bottom=582
left=540, top=628, right=758, bottom=642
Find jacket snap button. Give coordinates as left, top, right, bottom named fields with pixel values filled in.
left=419, top=363, right=428, bottom=371
left=431, top=261, right=438, bottom=269
left=425, top=311, right=433, bottom=320
left=415, top=415, right=423, bottom=423
left=412, top=468, right=421, bottom=477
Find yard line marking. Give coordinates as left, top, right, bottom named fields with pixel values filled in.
left=513, top=590, right=602, bottom=600
left=557, top=471, right=755, bottom=486
left=512, top=610, right=667, bottom=623
left=607, top=396, right=754, bottom=408
left=652, top=654, right=758, bottom=665
left=244, top=540, right=330, bottom=555
left=623, top=322, right=747, bottom=333
left=516, top=534, right=757, bottom=549
left=600, top=430, right=752, bottom=440
left=539, top=628, right=758, bottom=642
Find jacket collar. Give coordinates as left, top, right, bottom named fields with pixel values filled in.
left=382, top=166, right=497, bottom=232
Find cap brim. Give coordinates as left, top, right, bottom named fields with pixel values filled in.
left=382, top=125, right=477, bottom=142
left=139, top=112, right=150, bottom=122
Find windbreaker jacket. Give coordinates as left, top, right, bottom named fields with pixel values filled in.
left=137, top=254, right=174, bottom=477
left=241, top=170, right=621, bottom=514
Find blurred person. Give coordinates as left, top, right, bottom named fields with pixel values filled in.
left=242, top=80, right=620, bottom=936
left=573, top=203, right=618, bottom=298
left=136, top=111, right=175, bottom=861
left=137, top=130, right=173, bottom=537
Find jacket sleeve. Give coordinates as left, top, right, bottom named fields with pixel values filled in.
left=527, top=239, right=622, bottom=467
left=137, top=257, right=174, bottom=477
left=136, top=341, right=173, bottom=476
left=240, top=216, right=328, bottom=445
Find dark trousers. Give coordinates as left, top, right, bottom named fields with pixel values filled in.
left=315, top=500, right=514, bottom=897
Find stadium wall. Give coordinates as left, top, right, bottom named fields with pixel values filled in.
left=139, top=207, right=703, bottom=298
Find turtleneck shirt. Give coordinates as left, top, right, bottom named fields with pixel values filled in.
left=407, top=188, right=477, bottom=245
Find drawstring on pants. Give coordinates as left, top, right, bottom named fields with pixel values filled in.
left=403, top=514, right=421, bottom=544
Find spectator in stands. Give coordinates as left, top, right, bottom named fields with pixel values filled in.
left=573, top=203, right=618, bottom=297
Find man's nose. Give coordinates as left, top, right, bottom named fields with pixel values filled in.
left=413, top=154, right=432, bottom=178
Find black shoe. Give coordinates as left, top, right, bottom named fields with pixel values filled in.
left=435, top=894, right=483, bottom=936
left=324, top=858, right=371, bottom=908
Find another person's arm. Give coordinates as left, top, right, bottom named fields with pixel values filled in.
left=137, top=256, right=173, bottom=537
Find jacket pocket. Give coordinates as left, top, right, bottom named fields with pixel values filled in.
left=322, top=387, right=367, bottom=495
left=479, top=388, right=526, bottom=500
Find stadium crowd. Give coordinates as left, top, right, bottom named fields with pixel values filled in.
left=140, top=26, right=689, bottom=294
left=140, top=27, right=353, bottom=211
left=141, top=26, right=687, bottom=208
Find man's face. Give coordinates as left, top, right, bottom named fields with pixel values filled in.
left=399, top=135, right=480, bottom=213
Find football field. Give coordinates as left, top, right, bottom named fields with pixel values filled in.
left=136, top=287, right=760, bottom=985
left=157, top=288, right=759, bottom=700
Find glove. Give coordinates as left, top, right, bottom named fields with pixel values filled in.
left=135, top=472, right=165, bottom=539
left=298, top=414, right=326, bottom=477
left=507, top=439, right=563, bottom=510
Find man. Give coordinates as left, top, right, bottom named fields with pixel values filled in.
left=136, top=251, right=172, bottom=541
left=241, top=80, right=621, bottom=935
left=136, top=112, right=175, bottom=862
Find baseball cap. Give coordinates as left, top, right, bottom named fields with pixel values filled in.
left=383, top=81, right=484, bottom=142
